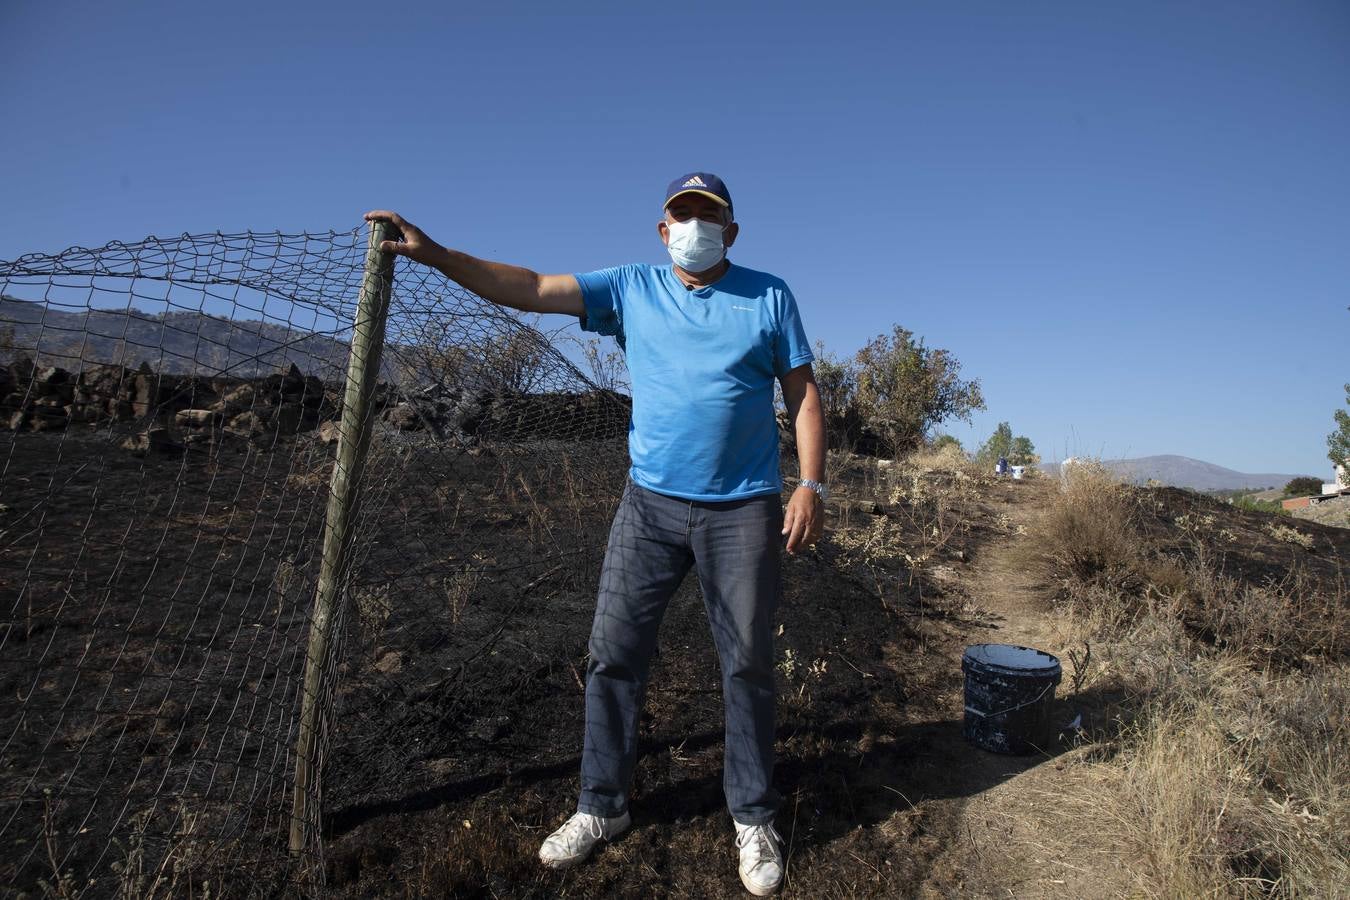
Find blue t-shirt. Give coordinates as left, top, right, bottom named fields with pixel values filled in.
left=575, top=262, right=814, bottom=501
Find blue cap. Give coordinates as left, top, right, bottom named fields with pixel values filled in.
left=664, top=172, right=733, bottom=218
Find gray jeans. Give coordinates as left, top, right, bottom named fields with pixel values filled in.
left=578, top=480, right=783, bottom=825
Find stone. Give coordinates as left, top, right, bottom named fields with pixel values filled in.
left=121, top=427, right=182, bottom=457
left=8, top=356, right=35, bottom=382
left=65, top=405, right=93, bottom=424
left=272, top=404, right=304, bottom=435
left=317, top=420, right=342, bottom=445
left=174, top=408, right=220, bottom=428
left=302, top=375, right=325, bottom=405
left=78, top=364, right=128, bottom=389
left=226, top=410, right=267, bottom=438
left=133, top=374, right=156, bottom=406
left=29, top=408, right=69, bottom=432
left=53, top=383, right=76, bottom=404
left=219, top=384, right=257, bottom=412
left=171, top=377, right=215, bottom=411
left=263, top=362, right=307, bottom=398
left=384, top=403, right=422, bottom=431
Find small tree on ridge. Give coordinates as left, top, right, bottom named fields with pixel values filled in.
left=851, top=326, right=984, bottom=456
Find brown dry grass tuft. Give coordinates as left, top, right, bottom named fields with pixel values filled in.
left=1025, top=459, right=1144, bottom=590
left=1022, top=460, right=1349, bottom=897
left=1063, top=657, right=1350, bottom=897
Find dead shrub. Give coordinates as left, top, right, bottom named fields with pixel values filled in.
left=1190, top=565, right=1349, bottom=667
left=443, top=565, right=481, bottom=624
left=354, top=584, right=392, bottom=645
left=902, top=441, right=978, bottom=477
left=1039, top=466, right=1348, bottom=895
left=1028, top=463, right=1347, bottom=670
left=1053, top=578, right=1349, bottom=896
left=110, top=803, right=219, bottom=900
left=1054, top=619, right=1350, bottom=897
left=1024, top=459, right=1144, bottom=592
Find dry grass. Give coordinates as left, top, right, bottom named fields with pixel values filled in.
left=1063, top=658, right=1350, bottom=898
left=1027, top=459, right=1144, bottom=589
left=830, top=444, right=993, bottom=611
left=903, top=441, right=979, bottom=476
left=1022, top=460, right=1349, bottom=897
left=108, top=803, right=221, bottom=900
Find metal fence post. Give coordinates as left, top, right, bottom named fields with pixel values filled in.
left=289, top=220, right=397, bottom=855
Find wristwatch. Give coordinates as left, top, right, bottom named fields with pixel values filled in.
left=799, top=479, right=829, bottom=502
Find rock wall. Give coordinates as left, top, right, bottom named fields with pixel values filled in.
left=2, top=357, right=631, bottom=448
left=1, top=358, right=335, bottom=439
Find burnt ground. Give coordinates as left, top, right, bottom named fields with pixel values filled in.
left=316, top=464, right=1071, bottom=900
left=315, top=465, right=1350, bottom=898
left=4, top=427, right=1345, bottom=899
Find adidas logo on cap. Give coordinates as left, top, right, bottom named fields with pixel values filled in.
left=664, top=172, right=732, bottom=214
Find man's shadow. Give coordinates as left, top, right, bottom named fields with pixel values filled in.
left=634, top=684, right=1117, bottom=853
left=328, top=684, right=1117, bottom=852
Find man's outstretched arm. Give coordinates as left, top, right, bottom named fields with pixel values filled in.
left=364, top=210, right=584, bottom=318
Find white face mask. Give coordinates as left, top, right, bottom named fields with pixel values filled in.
left=664, top=217, right=726, bottom=272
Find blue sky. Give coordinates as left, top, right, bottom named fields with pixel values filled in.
left=3, top=0, right=1347, bottom=476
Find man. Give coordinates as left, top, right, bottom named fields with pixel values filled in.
left=364, top=171, right=825, bottom=896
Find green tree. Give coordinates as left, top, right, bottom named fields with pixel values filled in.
left=976, top=422, right=1037, bottom=465
left=851, top=326, right=984, bottom=455
left=1284, top=476, right=1323, bottom=497
left=931, top=434, right=963, bottom=453
left=1009, top=435, right=1038, bottom=466
left=1329, top=383, right=1350, bottom=471
left=811, top=341, right=858, bottom=448
left=978, top=422, right=1014, bottom=464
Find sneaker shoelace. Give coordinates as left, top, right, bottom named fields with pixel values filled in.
left=736, top=823, right=783, bottom=875
left=557, top=813, right=604, bottom=851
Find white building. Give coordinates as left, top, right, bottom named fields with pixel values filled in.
left=1324, top=460, right=1349, bottom=495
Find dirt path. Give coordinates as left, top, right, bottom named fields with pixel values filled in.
left=917, top=478, right=1128, bottom=899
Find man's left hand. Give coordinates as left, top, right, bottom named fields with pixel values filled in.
left=782, top=485, right=825, bottom=555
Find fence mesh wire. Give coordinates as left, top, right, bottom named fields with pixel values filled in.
left=0, top=228, right=631, bottom=896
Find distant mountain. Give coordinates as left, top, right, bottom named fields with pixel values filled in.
left=0, top=296, right=593, bottom=394
left=1, top=295, right=354, bottom=378
left=1039, top=454, right=1314, bottom=491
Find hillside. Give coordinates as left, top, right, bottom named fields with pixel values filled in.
left=1041, top=453, right=1313, bottom=491
left=2, top=425, right=1345, bottom=896
left=1, top=294, right=353, bottom=377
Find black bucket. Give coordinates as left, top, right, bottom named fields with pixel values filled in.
left=962, top=643, right=1062, bottom=755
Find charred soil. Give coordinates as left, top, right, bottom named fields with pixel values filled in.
left=6, top=429, right=1345, bottom=898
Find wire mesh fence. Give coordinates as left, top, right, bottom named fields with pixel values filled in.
left=0, top=227, right=631, bottom=896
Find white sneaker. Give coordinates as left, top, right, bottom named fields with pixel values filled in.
left=538, top=810, right=631, bottom=868
left=734, top=821, right=784, bottom=896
